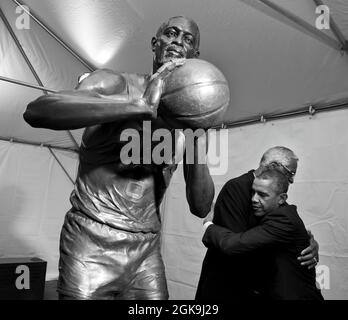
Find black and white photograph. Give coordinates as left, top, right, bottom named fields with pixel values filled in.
left=0, top=0, right=347, bottom=304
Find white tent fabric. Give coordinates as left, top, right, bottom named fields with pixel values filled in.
left=0, top=0, right=86, bottom=149
left=0, top=141, right=78, bottom=279
left=0, top=0, right=347, bottom=299
left=15, top=0, right=348, bottom=123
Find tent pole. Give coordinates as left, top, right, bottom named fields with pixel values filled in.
left=0, top=7, right=48, bottom=95
left=215, top=100, right=348, bottom=130
left=66, top=132, right=79, bottom=150
left=0, top=137, right=76, bottom=186
left=10, top=0, right=96, bottom=72
left=48, top=147, right=75, bottom=185
left=0, top=136, right=78, bottom=154
left=312, top=0, right=348, bottom=51
left=0, top=75, right=57, bottom=93
left=256, top=0, right=343, bottom=51
left=0, top=76, right=80, bottom=149
left=0, top=7, right=80, bottom=150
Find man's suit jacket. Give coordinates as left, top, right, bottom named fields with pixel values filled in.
left=195, top=171, right=260, bottom=300
left=203, top=204, right=324, bottom=300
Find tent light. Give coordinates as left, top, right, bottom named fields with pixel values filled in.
left=78, top=73, right=91, bottom=84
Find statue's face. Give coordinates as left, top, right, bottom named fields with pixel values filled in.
left=152, top=17, right=199, bottom=67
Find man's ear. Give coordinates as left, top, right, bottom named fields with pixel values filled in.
left=151, top=37, right=157, bottom=52
left=279, top=193, right=288, bottom=205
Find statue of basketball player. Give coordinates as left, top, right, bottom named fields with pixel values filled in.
left=23, top=16, right=214, bottom=300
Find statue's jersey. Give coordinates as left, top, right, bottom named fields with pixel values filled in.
left=69, top=73, right=179, bottom=233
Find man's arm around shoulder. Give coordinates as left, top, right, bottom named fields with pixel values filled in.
left=203, top=206, right=296, bottom=255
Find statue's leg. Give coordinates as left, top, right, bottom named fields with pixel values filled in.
left=118, top=242, right=169, bottom=300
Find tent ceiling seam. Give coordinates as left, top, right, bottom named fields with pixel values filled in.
left=0, top=136, right=78, bottom=154
left=216, top=101, right=348, bottom=129
left=48, top=147, right=75, bottom=185
left=66, top=131, right=79, bottom=150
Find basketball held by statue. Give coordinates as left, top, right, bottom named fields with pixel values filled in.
left=159, top=59, right=230, bottom=129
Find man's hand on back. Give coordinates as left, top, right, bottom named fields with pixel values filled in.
left=297, top=230, right=319, bottom=269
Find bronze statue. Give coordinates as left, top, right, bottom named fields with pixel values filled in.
left=24, top=16, right=214, bottom=300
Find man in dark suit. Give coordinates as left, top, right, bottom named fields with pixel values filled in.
left=201, top=166, right=323, bottom=300
left=195, top=146, right=319, bottom=300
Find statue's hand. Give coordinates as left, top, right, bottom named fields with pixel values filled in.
left=141, top=59, right=186, bottom=117
left=149, top=58, right=186, bottom=82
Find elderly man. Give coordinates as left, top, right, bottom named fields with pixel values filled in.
left=24, top=16, right=214, bottom=300
left=196, top=147, right=319, bottom=300
left=202, top=165, right=323, bottom=300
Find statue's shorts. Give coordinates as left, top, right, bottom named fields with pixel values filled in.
left=57, top=210, right=168, bottom=300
